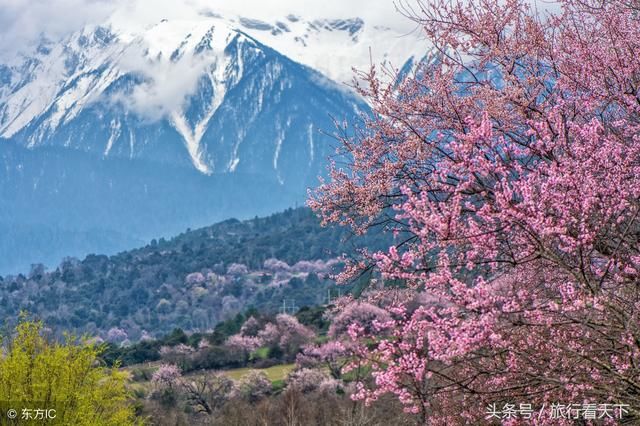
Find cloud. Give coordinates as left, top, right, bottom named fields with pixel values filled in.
left=112, top=43, right=213, bottom=122
left=0, top=0, right=417, bottom=59
left=0, top=0, right=561, bottom=58
left=0, top=0, right=118, bottom=59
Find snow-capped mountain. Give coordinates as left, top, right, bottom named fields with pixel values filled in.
left=1, top=21, right=365, bottom=185
left=0, top=9, right=425, bottom=273
left=0, top=12, right=422, bottom=181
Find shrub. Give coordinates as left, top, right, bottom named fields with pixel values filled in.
left=0, top=318, right=136, bottom=425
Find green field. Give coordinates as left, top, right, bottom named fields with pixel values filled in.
left=221, top=363, right=295, bottom=382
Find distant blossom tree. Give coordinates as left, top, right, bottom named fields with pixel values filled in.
left=239, top=316, right=261, bottom=337
left=327, top=302, right=392, bottom=339
left=232, top=370, right=272, bottom=403
left=263, top=258, right=291, bottom=272
left=270, top=314, right=316, bottom=355
left=226, top=263, right=249, bottom=276
left=185, top=272, right=206, bottom=285
left=105, top=327, right=128, bottom=344
left=206, top=272, right=218, bottom=284
left=286, top=368, right=341, bottom=394
left=225, top=334, right=262, bottom=354
left=309, top=0, right=640, bottom=423
left=231, top=314, right=315, bottom=359
left=289, top=260, right=321, bottom=274
left=159, top=344, right=194, bottom=370
left=139, top=330, right=154, bottom=341
left=297, top=340, right=350, bottom=379
left=256, top=322, right=280, bottom=347
left=151, top=364, right=182, bottom=390
left=290, top=258, right=340, bottom=274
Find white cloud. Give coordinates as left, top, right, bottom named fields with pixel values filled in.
left=0, top=0, right=563, bottom=59
left=0, top=0, right=118, bottom=58
left=112, top=43, right=213, bottom=121
left=0, top=0, right=418, bottom=58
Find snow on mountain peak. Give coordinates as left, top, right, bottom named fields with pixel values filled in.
left=0, top=5, right=426, bottom=175
left=233, top=13, right=423, bottom=84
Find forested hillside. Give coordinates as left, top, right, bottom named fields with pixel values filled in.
left=0, top=208, right=390, bottom=341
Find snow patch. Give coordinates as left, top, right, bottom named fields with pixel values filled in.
left=170, top=111, right=211, bottom=174
left=104, top=118, right=121, bottom=155
left=307, top=123, right=314, bottom=164
left=228, top=157, right=239, bottom=172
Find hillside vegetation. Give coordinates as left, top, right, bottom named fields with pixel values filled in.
left=0, top=208, right=389, bottom=340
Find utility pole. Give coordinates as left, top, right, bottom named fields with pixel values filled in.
left=279, top=299, right=298, bottom=314
left=325, top=288, right=342, bottom=306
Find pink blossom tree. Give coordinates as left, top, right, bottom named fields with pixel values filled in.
left=226, top=263, right=249, bottom=276
left=225, top=334, right=262, bottom=355
left=151, top=364, right=182, bottom=390
left=310, top=0, right=640, bottom=423
left=297, top=340, right=350, bottom=379
left=239, top=316, right=261, bottom=337
left=185, top=272, right=206, bottom=285
left=257, top=314, right=315, bottom=358
left=232, top=370, right=272, bottom=403
left=271, top=314, right=316, bottom=356
left=327, top=302, right=392, bottom=339
left=286, top=368, right=341, bottom=394
left=159, top=344, right=194, bottom=370
left=232, top=314, right=316, bottom=359
left=290, top=259, right=332, bottom=274
left=105, top=327, right=128, bottom=344
left=263, top=258, right=291, bottom=273
left=256, top=322, right=280, bottom=347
